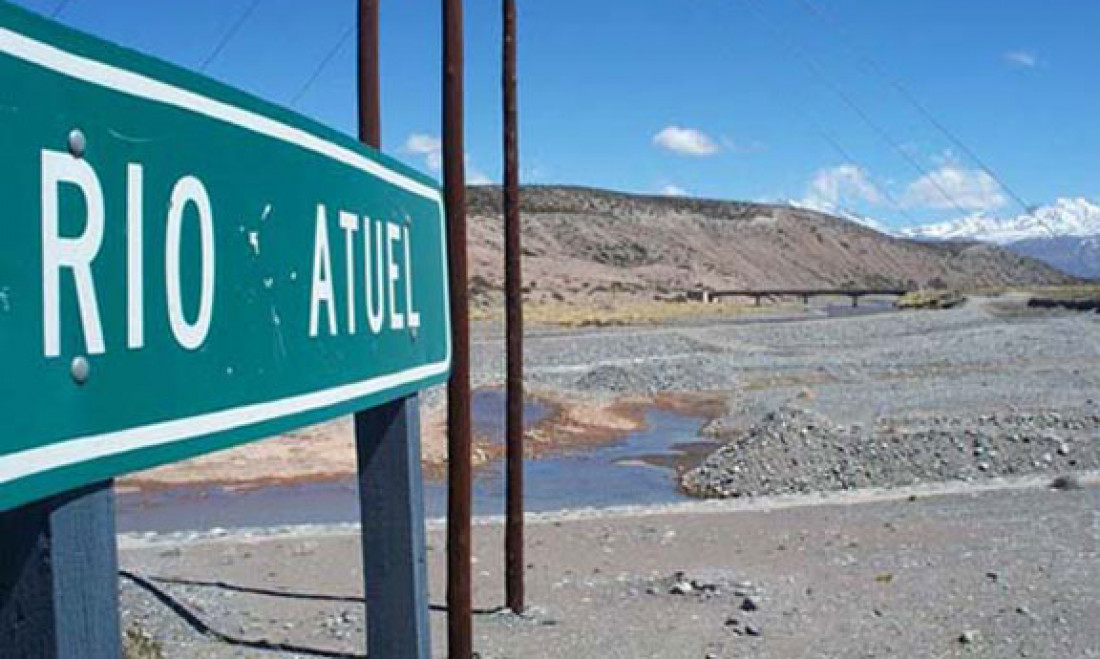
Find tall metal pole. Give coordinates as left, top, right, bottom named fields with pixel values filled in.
left=442, top=0, right=473, bottom=655
left=357, top=0, right=380, bottom=147
left=502, top=0, right=525, bottom=614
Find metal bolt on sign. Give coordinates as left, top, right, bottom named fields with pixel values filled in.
left=67, top=128, right=85, bottom=157
left=70, top=356, right=89, bottom=385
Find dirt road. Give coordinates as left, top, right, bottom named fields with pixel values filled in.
left=120, top=477, right=1100, bottom=658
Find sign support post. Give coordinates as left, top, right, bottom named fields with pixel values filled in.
left=0, top=481, right=121, bottom=658
left=355, top=401, right=432, bottom=657
left=354, top=1, right=432, bottom=656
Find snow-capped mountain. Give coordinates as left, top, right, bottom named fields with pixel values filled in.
left=901, top=198, right=1100, bottom=279
left=901, top=198, right=1100, bottom=245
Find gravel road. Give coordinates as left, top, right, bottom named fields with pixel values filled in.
left=119, top=478, right=1100, bottom=658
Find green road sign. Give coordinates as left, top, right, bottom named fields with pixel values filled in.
left=0, top=4, right=451, bottom=512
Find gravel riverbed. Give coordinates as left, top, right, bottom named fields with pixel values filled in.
left=470, top=296, right=1100, bottom=495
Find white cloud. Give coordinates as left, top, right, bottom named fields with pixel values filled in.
left=801, top=164, right=880, bottom=212
left=467, top=168, right=493, bottom=186
left=653, top=125, right=720, bottom=157
left=659, top=184, right=689, bottom=197
left=403, top=132, right=494, bottom=184
left=902, top=165, right=1006, bottom=212
left=1004, top=50, right=1038, bottom=68
left=403, top=133, right=443, bottom=171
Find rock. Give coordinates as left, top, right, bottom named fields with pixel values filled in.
left=744, top=624, right=762, bottom=637
left=740, top=596, right=760, bottom=612
left=669, top=580, right=694, bottom=596
left=1051, top=474, right=1083, bottom=491
left=959, top=630, right=979, bottom=645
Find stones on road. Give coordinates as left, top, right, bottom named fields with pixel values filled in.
left=724, top=616, right=762, bottom=638
left=663, top=571, right=724, bottom=599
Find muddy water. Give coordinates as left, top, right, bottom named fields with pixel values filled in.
left=116, top=393, right=712, bottom=533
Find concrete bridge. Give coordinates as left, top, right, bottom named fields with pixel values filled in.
left=695, top=288, right=911, bottom=308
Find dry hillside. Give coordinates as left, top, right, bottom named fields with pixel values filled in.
left=466, top=186, right=1073, bottom=307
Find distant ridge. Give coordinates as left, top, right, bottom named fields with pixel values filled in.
left=465, top=185, right=1074, bottom=306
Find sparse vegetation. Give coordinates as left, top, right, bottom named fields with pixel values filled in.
left=471, top=299, right=791, bottom=327
left=896, top=290, right=966, bottom=310
left=123, top=624, right=164, bottom=659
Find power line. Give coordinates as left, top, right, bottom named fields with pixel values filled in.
left=50, top=0, right=75, bottom=18
left=199, top=0, right=262, bottom=73
left=289, top=23, right=355, bottom=107
left=805, top=116, right=923, bottom=226
left=737, top=0, right=977, bottom=219
left=792, top=0, right=1057, bottom=239
left=672, top=0, right=911, bottom=229
left=793, top=0, right=1036, bottom=218
left=680, top=0, right=913, bottom=227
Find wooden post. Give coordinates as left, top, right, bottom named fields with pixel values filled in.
left=442, top=0, right=474, bottom=655
left=502, top=0, right=525, bottom=615
left=354, top=2, right=432, bottom=656
left=0, top=481, right=121, bottom=658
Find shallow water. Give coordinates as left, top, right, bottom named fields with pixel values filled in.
left=471, top=388, right=552, bottom=445
left=116, top=395, right=709, bottom=533
left=436, top=408, right=708, bottom=516
left=115, top=305, right=899, bottom=533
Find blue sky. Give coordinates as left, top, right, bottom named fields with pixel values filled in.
left=13, top=0, right=1100, bottom=229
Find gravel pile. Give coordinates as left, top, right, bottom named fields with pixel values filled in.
left=682, top=406, right=1100, bottom=498
left=574, top=365, right=655, bottom=393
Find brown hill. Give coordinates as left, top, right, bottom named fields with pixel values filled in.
left=466, top=186, right=1074, bottom=306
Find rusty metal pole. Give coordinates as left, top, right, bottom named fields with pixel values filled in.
left=502, top=0, right=525, bottom=614
left=357, top=0, right=380, bottom=147
left=442, top=0, right=473, bottom=655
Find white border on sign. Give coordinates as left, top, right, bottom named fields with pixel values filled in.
left=0, top=26, right=452, bottom=486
